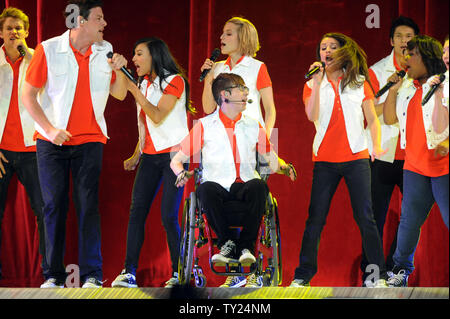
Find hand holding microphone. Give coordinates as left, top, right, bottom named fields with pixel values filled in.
left=106, top=51, right=136, bottom=85
left=375, top=70, right=406, bottom=98
left=422, top=73, right=446, bottom=106
left=200, top=48, right=221, bottom=82
left=305, top=62, right=325, bottom=79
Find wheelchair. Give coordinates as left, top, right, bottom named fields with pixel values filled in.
left=177, top=164, right=282, bottom=288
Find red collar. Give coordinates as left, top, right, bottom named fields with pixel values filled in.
left=2, top=46, right=23, bottom=66
left=219, top=109, right=242, bottom=128
left=224, top=55, right=245, bottom=70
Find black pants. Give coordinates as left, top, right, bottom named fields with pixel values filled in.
left=361, top=159, right=403, bottom=277
left=36, top=140, right=103, bottom=282
left=124, top=153, right=186, bottom=275
left=0, top=149, right=48, bottom=280
left=196, top=179, right=269, bottom=254
left=294, top=160, right=387, bottom=282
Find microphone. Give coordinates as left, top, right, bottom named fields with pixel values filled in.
left=305, top=62, right=325, bottom=79
left=224, top=99, right=253, bottom=104
left=17, top=45, right=26, bottom=57
left=422, top=74, right=446, bottom=106
left=375, top=70, right=406, bottom=98
left=199, top=48, right=221, bottom=82
left=106, top=51, right=137, bottom=85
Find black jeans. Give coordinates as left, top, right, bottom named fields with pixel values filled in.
left=0, top=149, right=48, bottom=279
left=294, top=159, right=387, bottom=282
left=196, top=179, right=269, bottom=254
left=361, top=159, right=404, bottom=277
left=36, top=140, right=104, bottom=282
left=124, top=153, right=186, bottom=276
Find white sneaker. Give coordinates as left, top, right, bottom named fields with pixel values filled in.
left=40, top=278, right=64, bottom=288
left=239, top=249, right=256, bottom=264
left=164, top=276, right=179, bottom=288
left=82, top=277, right=103, bottom=288
left=289, top=279, right=310, bottom=287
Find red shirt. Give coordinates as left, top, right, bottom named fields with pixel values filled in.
left=0, top=47, right=35, bottom=152
left=403, top=81, right=449, bottom=177
left=179, top=109, right=271, bottom=182
left=25, top=43, right=116, bottom=145
left=140, top=75, right=185, bottom=154
left=303, top=78, right=372, bottom=162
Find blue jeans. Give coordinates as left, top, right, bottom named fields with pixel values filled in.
left=0, top=149, right=49, bottom=279
left=393, top=170, right=449, bottom=274
left=124, top=153, right=187, bottom=276
left=294, top=159, right=387, bottom=282
left=36, top=140, right=104, bottom=282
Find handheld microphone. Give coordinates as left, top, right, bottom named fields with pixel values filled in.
left=106, top=51, right=137, bottom=85
left=224, top=99, right=253, bottom=104
left=199, top=48, right=221, bottom=82
left=305, top=62, right=325, bottom=79
left=375, top=70, right=406, bottom=98
left=422, top=74, right=446, bottom=106
left=17, top=45, right=26, bottom=57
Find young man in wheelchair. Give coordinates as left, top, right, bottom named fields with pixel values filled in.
left=170, top=73, right=296, bottom=287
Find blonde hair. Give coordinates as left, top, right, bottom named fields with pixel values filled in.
left=0, top=7, right=30, bottom=31
left=226, top=17, right=260, bottom=57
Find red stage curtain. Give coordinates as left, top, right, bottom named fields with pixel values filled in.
left=0, top=0, right=448, bottom=287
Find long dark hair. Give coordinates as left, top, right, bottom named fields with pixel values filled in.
left=406, top=35, right=446, bottom=77
left=133, top=37, right=195, bottom=114
left=316, top=33, right=374, bottom=93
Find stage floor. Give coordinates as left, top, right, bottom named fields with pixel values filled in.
left=0, top=286, right=448, bottom=299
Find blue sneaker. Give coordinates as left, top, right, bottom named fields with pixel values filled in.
left=219, top=276, right=246, bottom=288
left=245, top=274, right=263, bottom=288
left=387, top=269, right=408, bottom=287
left=111, top=270, right=138, bottom=288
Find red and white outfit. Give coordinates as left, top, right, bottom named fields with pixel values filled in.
left=137, top=74, right=188, bottom=154
left=0, top=45, right=36, bottom=150
left=180, top=108, right=271, bottom=191
left=396, top=77, right=449, bottom=176
left=213, top=55, right=272, bottom=126
left=303, top=73, right=373, bottom=162
left=25, top=30, right=116, bottom=145
left=366, top=50, right=405, bottom=163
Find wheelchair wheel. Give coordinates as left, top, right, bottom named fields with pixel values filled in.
left=178, top=192, right=197, bottom=286
left=266, top=195, right=282, bottom=286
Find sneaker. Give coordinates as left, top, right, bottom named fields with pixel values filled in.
left=111, top=270, right=138, bottom=288
left=289, top=278, right=310, bottom=287
left=364, top=278, right=389, bottom=288
left=387, top=269, right=408, bottom=287
left=245, top=274, right=263, bottom=288
left=373, top=279, right=388, bottom=288
left=212, top=240, right=236, bottom=263
left=164, top=276, right=179, bottom=288
left=40, top=278, right=64, bottom=288
left=82, top=277, right=103, bottom=288
left=239, top=249, right=256, bottom=264
left=219, top=276, right=247, bottom=288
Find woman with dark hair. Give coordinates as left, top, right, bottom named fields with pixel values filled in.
left=111, top=37, right=194, bottom=288
left=290, top=33, right=388, bottom=287
left=384, top=35, right=448, bottom=287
